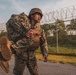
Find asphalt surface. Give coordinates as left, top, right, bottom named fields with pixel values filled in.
left=0, top=56, right=76, bottom=75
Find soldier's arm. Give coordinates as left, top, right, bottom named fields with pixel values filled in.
left=40, top=30, right=48, bottom=59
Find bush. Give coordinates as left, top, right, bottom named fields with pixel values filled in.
left=47, top=35, right=76, bottom=47
left=0, top=31, right=7, bottom=37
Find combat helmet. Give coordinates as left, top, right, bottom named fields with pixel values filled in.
left=29, top=8, right=43, bottom=18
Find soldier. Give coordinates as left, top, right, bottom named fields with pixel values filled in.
left=6, top=8, right=48, bottom=75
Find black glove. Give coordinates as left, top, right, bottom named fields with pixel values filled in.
left=43, top=55, right=48, bottom=62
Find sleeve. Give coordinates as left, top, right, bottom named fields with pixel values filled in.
left=40, top=29, right=48, bottom=56
left=6, top=14, right=31, bottom=42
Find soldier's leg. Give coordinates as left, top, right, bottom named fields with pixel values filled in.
left=27, top=56, right=39, bottom=75
left=13, top=54, right=26, bottom=75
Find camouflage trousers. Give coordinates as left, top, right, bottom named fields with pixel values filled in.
left=13, top=49, right=39, bottom=75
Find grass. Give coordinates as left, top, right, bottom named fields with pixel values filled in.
left=36, top=46, right=76, bottom=65
left=48, top=46, right=76, bottom=55
left=36, top=53, right=76, bottom=65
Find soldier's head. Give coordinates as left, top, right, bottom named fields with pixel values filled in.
left=29, top=8, right=43, bottom=23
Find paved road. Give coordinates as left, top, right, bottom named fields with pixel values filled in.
left=0, top=56, right=76, bottom=75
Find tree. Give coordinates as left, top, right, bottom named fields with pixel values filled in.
left=0, top=30, right=7, bottom=37
left=49, top=19, right=67, bottom=36
left=66, top=19, right=76, bottom=35
left=56, top=19, right=67, bottom=34
left=41, top=24, right=50, bottom=37
left=49, top=24, right=56, bottom=36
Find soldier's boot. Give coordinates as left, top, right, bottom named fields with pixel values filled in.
left=1, top=36, right=12, bottom=53
left=0, top=36, right=12, bottom=73
left=0, top=61, right=9, bottom=73
left=0, top=36, right=12, bottom=61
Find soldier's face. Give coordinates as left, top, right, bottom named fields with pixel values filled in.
left=33, top=13, right=42, bottom=23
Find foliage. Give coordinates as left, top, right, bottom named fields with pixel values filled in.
left=48, top=46, right=76, bottom=54
left=66, top=19, right=76, bottom=35
left=41, top=19, right=67, bottom=37
left=0, top=30, right=7, bottom=37
left=36, top=45, right=76, bottom=65
left=36, top=53, right=76, bottom=65
left=41, top=24, right=50, bottom=37
left=47, top=35, right=76, bottom=47
left=41, top=19, right=76, bottom=47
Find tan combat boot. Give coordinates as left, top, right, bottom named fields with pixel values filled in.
left=0, top=61, right=9, bottom=73
left=0, top=36, right=12, bottom=73
left=0, top=36, right=12, bottom=61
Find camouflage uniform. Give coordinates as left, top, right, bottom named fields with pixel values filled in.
left=13, top=23, right=48, bottom=75
left=6, top=12, right=33, bottom=52
left=6, top=13, right=48, bottom=75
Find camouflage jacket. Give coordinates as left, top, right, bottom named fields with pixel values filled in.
left=6, top=12, right=31, bottom=42
left=28, top=23, right=48, bottom=56
left=6, top=12, right=48, bottom=56
left=40, top=29, right=48, bottom=56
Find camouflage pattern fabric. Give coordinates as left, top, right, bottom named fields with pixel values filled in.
left=6, top=12, right=48, bottom=75
left=13, top=50, right=39, bottom=75
left=6, top=12, right=31, bottom=42
left=11, top=37, right=33, bottom=54
left=13, top=23, right=48, bottom=75
left=6, top=12, right=34, bottom=52
left=40, top=29, right=48, bottom=56
left=28, top=23, right=48, bottom=56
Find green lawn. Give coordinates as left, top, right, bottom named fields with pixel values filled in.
left=36, top=53, right=76, bottom=65
left=36, top=46, right=76, bottom=65
left=48, top=46, right=76, bottom=54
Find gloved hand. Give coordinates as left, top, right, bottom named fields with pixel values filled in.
left=43, top=55, right=48, bottom=62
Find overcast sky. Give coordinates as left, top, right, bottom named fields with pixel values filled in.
left=0, top=0, right=76, bottom=23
